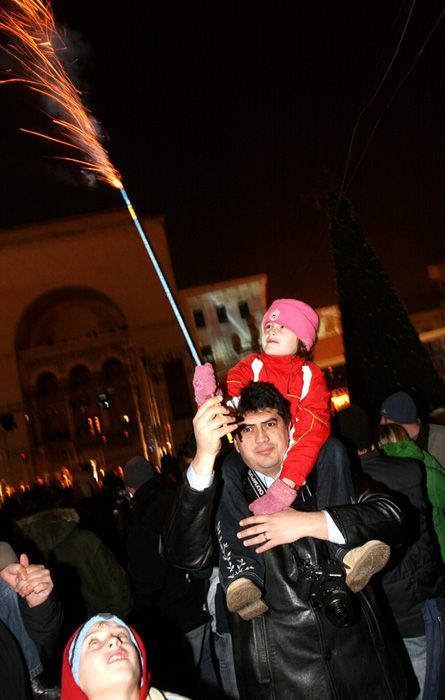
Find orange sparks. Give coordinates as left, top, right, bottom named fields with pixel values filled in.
left=0, top=0, right=122, bottom=189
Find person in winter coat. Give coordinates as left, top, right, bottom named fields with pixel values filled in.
left=162, top=383, right=408, bottom=700
left=61, top=613, right=191, bottom=699
left=123, top=457, right=219, bottom=699
left=378, top=422, right=445, bottom=562
left=0, top=541, right=62, bottom=700
left=17, top=485, right=131, bottom=638
left=380, top=390, right=445, bottom=469
left=337, top=406, right=445, bottom=700
left=72, top=463, right=100, bottom=505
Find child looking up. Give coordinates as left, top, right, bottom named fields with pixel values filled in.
left=194, top=298, right=331, bottom=514
left=227, top=298, right=330, bottom=513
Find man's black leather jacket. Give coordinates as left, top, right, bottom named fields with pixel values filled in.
left=163, top=463, right=407, bottom=699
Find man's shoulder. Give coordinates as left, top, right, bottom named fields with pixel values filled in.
left=221, top=450, right=247, bottom=476
left=361, top=450, right=422, bottom=483
left=429, top=422, right=445, bottom=438
left=361, top=449, right=420, bottom=468
left=424, top=421, right=445, bottom=468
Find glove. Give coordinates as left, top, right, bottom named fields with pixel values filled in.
left=193, top=362, right=222, bottom=405
left=249, top=478, right=296, bottom=515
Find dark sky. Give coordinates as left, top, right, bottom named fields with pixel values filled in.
left=0, top=1, right=444, bottom=309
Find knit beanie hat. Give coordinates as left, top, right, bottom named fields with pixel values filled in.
left=123, top=456, right=155, bottom=490
left=62, top=613, right=149, bottom=699
left=380, top=391, right=418, bottom=424
left=262, top=299, right=319, bottom=350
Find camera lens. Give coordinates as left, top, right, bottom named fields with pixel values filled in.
left=321, top=584, right=359, bottom=628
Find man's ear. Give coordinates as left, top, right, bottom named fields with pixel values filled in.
left=234, top=437, right=241, bottom=454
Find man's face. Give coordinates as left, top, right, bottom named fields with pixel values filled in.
left=78, top=621, right=141, bottom=697
left=234, top=408, right=290, bottom=477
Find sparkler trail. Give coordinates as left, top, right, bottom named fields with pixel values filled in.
left=0, top=0, right=201, bottom=365
left=120, top=188, right=201, bottom=365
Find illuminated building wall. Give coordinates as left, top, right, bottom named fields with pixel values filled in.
left=178, top=275, right=267, bottom=384
left=0, top=210, right=193, bottom=485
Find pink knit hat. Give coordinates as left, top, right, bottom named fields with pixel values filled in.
left=262, top=299, right=319, bottom=350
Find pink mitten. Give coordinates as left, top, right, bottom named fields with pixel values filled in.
left=193, top=362, right=222, bottom=405
left=249, top=478, right=296, bottom=515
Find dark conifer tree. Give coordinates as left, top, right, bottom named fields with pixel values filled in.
left=329, top=192, right=445, bottom=418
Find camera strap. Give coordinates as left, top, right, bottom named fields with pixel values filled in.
left=247, top=469, right=313, bottom=504
left=247, top=469, right=267, bottom=498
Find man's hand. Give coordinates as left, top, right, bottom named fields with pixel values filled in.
left=192, top=395, right=236, bottom=476
left=237, top=509, right=329, bottom=553
left=15, top=554, right=54, bottom=608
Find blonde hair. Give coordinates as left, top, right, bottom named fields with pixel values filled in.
left=376, top=423, right=410, bottom=447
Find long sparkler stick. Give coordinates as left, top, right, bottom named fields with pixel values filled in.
left=0, top=0, right=201, bottom=366
left=120, top=188, right=201, bottom=364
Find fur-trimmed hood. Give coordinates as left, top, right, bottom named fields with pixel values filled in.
left=18, top=508, right=80, bottom=553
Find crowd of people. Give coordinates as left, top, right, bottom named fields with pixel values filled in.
left=0, top=297, right=444, bottom=699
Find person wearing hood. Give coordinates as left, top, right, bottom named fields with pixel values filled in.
left=61, top=613, right=190, bottom=700
left=17, top=484, right=131, bottom=637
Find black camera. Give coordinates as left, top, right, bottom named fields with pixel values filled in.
left=297, top=560, right=359, bottom=628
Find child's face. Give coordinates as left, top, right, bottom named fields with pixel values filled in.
left=262, top=322, right=299, bottom=356
left=78, top=621, right=141, bottom=698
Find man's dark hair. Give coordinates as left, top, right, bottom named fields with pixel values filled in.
left=237, top=381, right=291, bottom=425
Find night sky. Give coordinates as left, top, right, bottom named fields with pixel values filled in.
left=0, top=1, right=444, bottom=309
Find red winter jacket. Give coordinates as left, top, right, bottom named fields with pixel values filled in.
left=227, top=353, right=331, bottom=486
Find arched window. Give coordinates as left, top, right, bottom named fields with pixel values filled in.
left=34, top=372, right=69, bottom=442
left=36, top=372, right=60, bottom=398
left=102, top=358, right=125, bottom=384
left=100, top=357, right=136, bottom=444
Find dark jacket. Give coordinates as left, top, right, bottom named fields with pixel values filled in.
left=126, top=477, right=208, bottom=633
left=20, top=591, right=63, bottom=665
left=360, top=450, right=445, bottom=637
left=0, top=593, right=62, bottom=700
left=0, top=618, right=33, bottom=700
left=18, top=508, right=131, bottom=629
left=127, top=478, right=209, bottom=698
left=163, top=456, right=407, bottom=699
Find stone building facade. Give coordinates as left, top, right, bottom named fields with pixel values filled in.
left=0, top=209, right=195, bottom=486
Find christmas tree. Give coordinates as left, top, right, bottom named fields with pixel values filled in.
left=329, top=192, right=445, bottom=418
